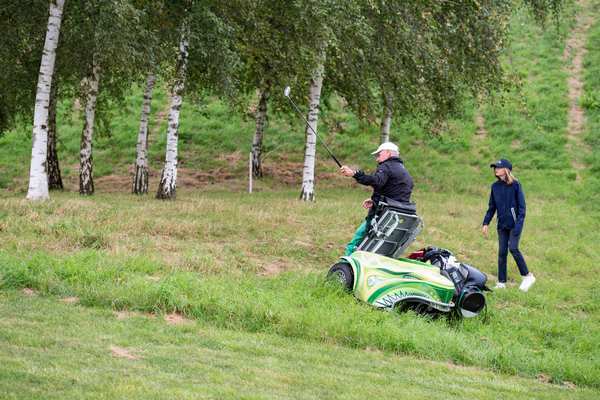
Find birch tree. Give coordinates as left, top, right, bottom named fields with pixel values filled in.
left=300, top=49, right=326, bottom=202
left=129, top=0, right=173, bottom=195
left=132, top=71, right=156, bottom=194
left=225, top=0, right=328, bottom=178
left=251, top=84, right=270, bottom=177
left=152, top=1, right=238, bottom=199
left=47, top=80, right=63, bottom=189
left=297, top=1, right=362, bottom=201
left=379, top=92, right=393, bottom=144
left=26, top=0, right=65, bottom=201
left=156, top=27, right=188, bottom=200
left=52, top=0, right=149, bottom=195
left=79, top=59, right=100, bottom=195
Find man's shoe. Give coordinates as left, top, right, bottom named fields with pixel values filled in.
left=519, top=273, right=536, bottom=292
left=494, top=282, right=506, bottom=289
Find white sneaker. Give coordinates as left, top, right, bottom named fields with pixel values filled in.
left=494, top=282, right=506, bottom=289
left=519, top=273, right=536, bottom=292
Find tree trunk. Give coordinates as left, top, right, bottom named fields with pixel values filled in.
left=300, top=52, right=326, bottom=202
left=251, top=84, right=270, bottom=178
left=132, top=71, right=156, bottom=194
left=26, top=0, right=65, bottom=201
left=380, top=92, right=393, bottom=144
left=79, top=59, right=100, bottom=196
left=156, top=27, right=189, bottom=200
left=47, top=79, right=63, bottom=190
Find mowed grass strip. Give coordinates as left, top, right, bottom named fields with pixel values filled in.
left=1, top=290, right=596, bottom=400
left=0, top=190, right=598, bottom=387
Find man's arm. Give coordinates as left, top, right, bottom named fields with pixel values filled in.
left=353, top=165, right=389, bottom=190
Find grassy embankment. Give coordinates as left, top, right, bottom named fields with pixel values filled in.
left=6, top=288, right=598, bottom=400
left=0, top=4, right=599, bottom=399
left=582, top=0, right=600, bottom=201
left=0, top=186, right=598, bottom=392
left=2, top=289, right=596, bottom=400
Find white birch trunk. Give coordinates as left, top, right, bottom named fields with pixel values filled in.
left=300, top=52, right=326, bottom=202
left=79, top=60, right=100, bottom=195
left=47, top=80, right=63, bottom=190
left=251, top=85, right=270, bottom=178
left=26, top=0, right=65, bottom=201
left=380, top=92, right=393, bottom=144
left=132, top=71, right=156, bottom=194
left=156, top=28, right=189, bottom=200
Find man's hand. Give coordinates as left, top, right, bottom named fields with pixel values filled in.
left=362, top=199, right=374, bottom=209
left=482, top=224, right=489, bottom=237
left=340, top=165, right=356, bottom=177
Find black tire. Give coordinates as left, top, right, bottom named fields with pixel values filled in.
left=327, top=262, right=354, bottom=291
left=395, top=300, right=444, bottom=319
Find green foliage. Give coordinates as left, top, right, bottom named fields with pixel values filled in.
left=328, top=0, right=567, bottom=124
left=580, top=92, right=600, bottom=110
left=0, top=0, right=47, bottom=133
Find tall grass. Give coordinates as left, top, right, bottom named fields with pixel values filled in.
left=0, top=189, right=598, bottom=387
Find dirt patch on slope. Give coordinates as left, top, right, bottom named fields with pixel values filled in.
left=110, top=345, right=141, bottom=360
left=474, top=110, right=488, bottom=140
left=164, top=312, right=192, bottom=325
left=563, top=0, right=595, bottom=181
left=22, top=288, right=38, bottom=297
left=57, top=156, right=349, bottom=193
left=259, top=259, right=290, bottom=276
left=60, top=296, right=79, bottom=304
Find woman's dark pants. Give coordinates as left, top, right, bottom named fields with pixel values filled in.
left=497, top=228, right=529, bottom=283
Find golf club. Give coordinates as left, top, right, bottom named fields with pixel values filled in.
left=283, top=86, right=342, bottom=168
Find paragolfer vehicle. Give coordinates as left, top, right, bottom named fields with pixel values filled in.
left=328, top=199, right=489, bottom=318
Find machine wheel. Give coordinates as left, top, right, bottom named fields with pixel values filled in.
left=395, top=300, right=445, bottom=318
left=327, top=262, right=354, bottom=291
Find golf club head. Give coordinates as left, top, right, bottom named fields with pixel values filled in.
left=284, top=86, right=291, bottom=97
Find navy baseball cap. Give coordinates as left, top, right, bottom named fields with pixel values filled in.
left=490, top=159, right=512, bottom=170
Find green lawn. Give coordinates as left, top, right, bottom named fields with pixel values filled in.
left=1, top=289, right=595, bottom=400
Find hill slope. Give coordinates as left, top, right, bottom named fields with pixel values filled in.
left=0, top=3, right=599, bottom=398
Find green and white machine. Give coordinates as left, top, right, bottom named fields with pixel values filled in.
left=329, top=199, right=488, bottom=317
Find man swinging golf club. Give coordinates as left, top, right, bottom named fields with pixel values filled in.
left=340, top=142, right=414, bottom=255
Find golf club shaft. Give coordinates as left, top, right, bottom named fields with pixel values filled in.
left=285, top=96, right=342, bottom=168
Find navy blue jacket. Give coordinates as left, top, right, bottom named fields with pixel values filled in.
left=483, top=179, right=526, bottom=234
left=353, top=157, right=413, bottom=204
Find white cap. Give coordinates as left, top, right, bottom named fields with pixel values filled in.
left=371, top=142, right=399, bottom=154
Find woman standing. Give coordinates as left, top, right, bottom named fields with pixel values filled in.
left=482, top=159, right=536, bottom=291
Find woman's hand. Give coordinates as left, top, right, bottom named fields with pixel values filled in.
left=362, top=199, right=374, bottom=209
left=482, top=224, right=489, bottom=237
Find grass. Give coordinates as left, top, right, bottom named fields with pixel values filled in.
left=0, top=4, right=599, bottom=398
left=0, top=189, right=598, bottom=389
left=1, top=289, right=596, bottom=400
left=581, top=0, right=600, bottom=203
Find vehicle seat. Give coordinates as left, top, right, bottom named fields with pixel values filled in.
left=357, top=199, right=422, bottom=258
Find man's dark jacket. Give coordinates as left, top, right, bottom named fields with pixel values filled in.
left=353, top=157, right=413, bottom=208
left=482, top=180, right=526, bottom=235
